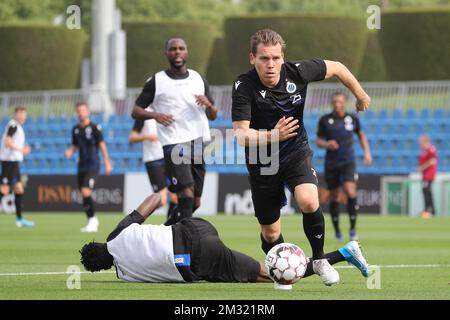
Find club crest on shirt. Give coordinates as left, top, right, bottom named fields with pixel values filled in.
left=286, top=81, right=297, bottom=93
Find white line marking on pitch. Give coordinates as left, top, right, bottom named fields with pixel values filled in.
left=336, top=264, right=450, bottom=269
left=0, top=264, right=449, bottom=276
left=0, top=271, right=115, bottom=276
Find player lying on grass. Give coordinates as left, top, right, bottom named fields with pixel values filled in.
left=79, top=194, right=369, bottom=284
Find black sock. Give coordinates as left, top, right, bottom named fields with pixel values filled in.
left=167, top=201, right=177, bottom=220
left=303, top=250, right=345, bottom=278
left=260, top=233, right=285, bottom=254
left=82, top=196, right=95, bottom=218
left=164, top=206, right=178, bottom=226
left=329, top=200, right=340, bottom=233
left=177, top=197, right=194, bottom=221
left=14, top=193, right=23, bottom=219
left=347, top=197, right=357, bottom=230
left=302, top=207, right=325, bottom=260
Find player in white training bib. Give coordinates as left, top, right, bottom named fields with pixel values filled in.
left=0, top=106, right=33, bottom=227
left=79, top=194, right=370, bottom=284
left=131, top=37, right=218, bottom=225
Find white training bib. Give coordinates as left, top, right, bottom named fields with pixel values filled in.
left=140, top=115, right=164, bottom=163
left=0, top=119, right=25, bottom=162
left=107, top=224, right=184, bottom=283
left=152, top=69, right=211, bottom=146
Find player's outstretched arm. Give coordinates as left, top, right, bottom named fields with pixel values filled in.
left=324, top=60, right=371, bottom=112
left=106, top=194, right=161, bottom=242
left=135, top=193, right=162, bottom=220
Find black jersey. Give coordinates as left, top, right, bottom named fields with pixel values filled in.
left=317, top=112, right=361, bottom=167
left=232, top=59, right=326, bottom=174
left=71, top=122, right=104, bottom=172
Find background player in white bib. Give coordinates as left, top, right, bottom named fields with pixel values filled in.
left=129, top=112, right=178, bottom=219
left=132, top=38, right=218, bottom=225
left=0, top=106, right=33, bottom=227
left=232, top=29, right=371, bottom=286
left=79, top=194, right=370, bottom=284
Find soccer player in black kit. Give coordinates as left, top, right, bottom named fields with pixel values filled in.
left=317, top=92, right=372, bottom=242
left=64, top=102, right=112, bottom=233
left=232, top=29, right=371, bottom=286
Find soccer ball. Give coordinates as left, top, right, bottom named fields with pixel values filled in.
left=265, top=243, right=308, bottom=285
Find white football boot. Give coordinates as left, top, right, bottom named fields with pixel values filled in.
left=313, top=259, right=340, bottom=286
left=81, top=217, right=99, bottom=233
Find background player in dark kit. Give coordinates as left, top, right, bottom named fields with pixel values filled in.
left=317, top=92, right=372, bottom=241
left=79, top=193, right=370, bottom=283
left=64, top=102, right=112, bottom=233
left=132, top=38, right=218, bottom=225
left=232, top=29, right=370, bottom=286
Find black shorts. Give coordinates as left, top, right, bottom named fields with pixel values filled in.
left=163, top=139, right=205, bottom=197
left=325, top=162, right=358, bottom=190
left=249, top=151, right=318, bottom=225
left=145, top=159, right=167, bottom=193
left=77, top=171, right=98, bottom=189
left=172, top=218, right=260, bottom=283
left=1, top=161, right=21, bottom=186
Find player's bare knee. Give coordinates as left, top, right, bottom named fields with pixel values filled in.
left=300, top=199, right=319, bottom=213
left=261, top=226, right=281, bottom=243
left=14, top=183, right=24, bottom=194
left=0, top=185, right=9, bottom=195
left=344, top=188, right=357, bottom=199
left=81, top=188, right=92, bottom=198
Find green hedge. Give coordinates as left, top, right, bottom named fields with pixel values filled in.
left=358, top=31, right=387, bottom=81
left=379, top=9, right=450, bottom=81
left=0, top=25, right=85, bottom=91
left=206, top=38, right=235, bottom=85
left=123, top=21, right=215, bottom=87
left=224, top=14, right=368, bottom=77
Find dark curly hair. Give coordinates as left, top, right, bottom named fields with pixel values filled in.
left=79, top=242, right=114, bottom=272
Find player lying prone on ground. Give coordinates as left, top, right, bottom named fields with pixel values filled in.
left=79, top=194, right=369, bottom=283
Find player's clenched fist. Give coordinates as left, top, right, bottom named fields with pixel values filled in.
left=356, top=93, right=371, bottom=112
left=273, top=116, right=299, bottom=142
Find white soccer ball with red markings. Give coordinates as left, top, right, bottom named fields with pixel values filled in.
left=265, top=243, right=308, bottom=285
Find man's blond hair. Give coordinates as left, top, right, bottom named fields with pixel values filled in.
left=250, top=29, right=286, bottom=55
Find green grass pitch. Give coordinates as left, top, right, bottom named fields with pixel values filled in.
left=0, top=213, right=449, bottom=300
